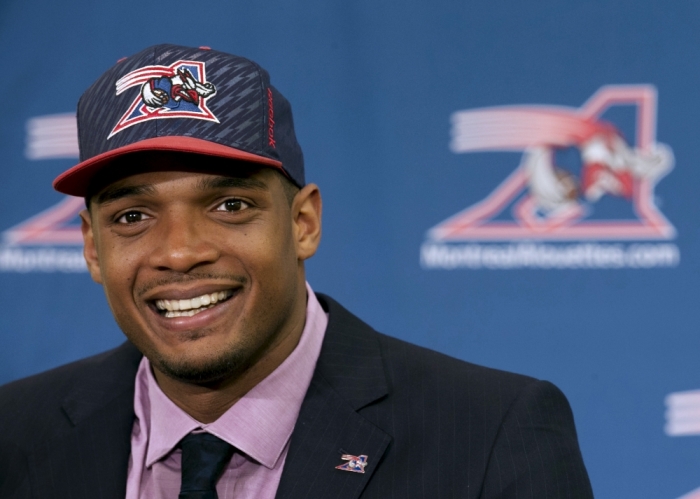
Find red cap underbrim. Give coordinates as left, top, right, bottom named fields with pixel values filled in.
left=52, top=136, right=284, bottom=197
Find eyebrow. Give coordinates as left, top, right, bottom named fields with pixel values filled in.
left=195, top=176, right=268, bottom=192
left=95, top=184, right=157, bottom=205
left=94, top=175, right=268, bottom=206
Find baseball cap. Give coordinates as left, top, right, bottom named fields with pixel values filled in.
left=53, top=44, right=304, bottom=197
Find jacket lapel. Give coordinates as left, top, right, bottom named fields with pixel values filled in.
left=275, top=295, right=392, bottom=499
left=28, top=342, right=142, bottom=499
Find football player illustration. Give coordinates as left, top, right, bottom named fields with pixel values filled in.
left=523, top=123, right=673, bottom=215
left=140, top=67, right=216, bottom=110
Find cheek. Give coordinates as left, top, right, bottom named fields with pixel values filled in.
left=99, top=252, right=153, bottom=351
left=227, top=218, right=299, bottom=301
left=97, top=243, right=141, bottom=316
left=250, top=220, right=297, bottom=276
left=234, top=226, right=300, bottom=343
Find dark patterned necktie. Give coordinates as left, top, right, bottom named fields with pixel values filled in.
left=178, top=432, right=235, bottom=499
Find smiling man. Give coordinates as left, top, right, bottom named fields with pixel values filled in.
left=84, top=158, right=319, bottom=428
left=0, top=45, right=593, bottom=498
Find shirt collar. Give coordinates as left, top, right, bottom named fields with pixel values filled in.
left=140, top=282, right=328, bottom=469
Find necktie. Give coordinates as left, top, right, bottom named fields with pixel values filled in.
left=178, top=432, right=235, bottom=499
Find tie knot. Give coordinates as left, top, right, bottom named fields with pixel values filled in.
left=178, top=432, right=235, bottom=499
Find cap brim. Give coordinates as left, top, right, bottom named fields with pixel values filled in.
left=53, top=136, right=284, bottom=197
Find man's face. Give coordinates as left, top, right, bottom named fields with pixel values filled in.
left=81, top=155, right=321, bottom=385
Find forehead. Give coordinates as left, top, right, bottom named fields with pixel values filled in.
left=87, top=151, right=275, bottom=203
left=96, top=171, right=271, bottom=205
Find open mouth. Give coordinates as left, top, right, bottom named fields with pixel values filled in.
left=154, top=289, right=235, bottom=318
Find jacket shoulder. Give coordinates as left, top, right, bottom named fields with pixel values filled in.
left=0, top=342, right=141, bottom=431
left=317, top=292, right=571, bottom=441
left=377, top=329, right=538, bottom=393
left=317, top=292, right=539, bottom=402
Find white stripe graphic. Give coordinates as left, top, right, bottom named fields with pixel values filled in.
left=115, top=66, right=171, bottom=94
left=449, top=107, right=602, bottom=153
left=25, top=114, right=78, bottom=160
left=664, top=390, right=700, bottom=436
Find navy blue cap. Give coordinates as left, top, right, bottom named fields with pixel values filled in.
left=53, top=44, right=304, bottom=196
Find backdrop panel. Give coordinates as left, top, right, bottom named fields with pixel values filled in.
left=1, top=1, right=699, bottom=497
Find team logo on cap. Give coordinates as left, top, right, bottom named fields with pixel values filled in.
left=108, top=60, right=218, bottom=138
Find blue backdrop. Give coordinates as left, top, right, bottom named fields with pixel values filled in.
left=2, top=1, right=699, bottom=497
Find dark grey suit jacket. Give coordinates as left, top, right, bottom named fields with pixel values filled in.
left=0, top=294, right=593, bottom=498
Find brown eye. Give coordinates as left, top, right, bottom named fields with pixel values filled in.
left=216, top=199, right=249, bottom=212
left=117, top=211, right=148, bottom=224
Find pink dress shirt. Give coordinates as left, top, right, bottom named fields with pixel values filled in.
left=125, top=283, right=328, bottom=498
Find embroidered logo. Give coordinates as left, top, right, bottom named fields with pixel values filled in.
left=335, top=454, right=368, bottom=473
left=108, top=60, right=218, bottom=138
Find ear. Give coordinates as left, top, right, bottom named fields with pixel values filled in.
left=80, top=209, right=103, bottom=284
left=292, top=183, right=322, bottom=261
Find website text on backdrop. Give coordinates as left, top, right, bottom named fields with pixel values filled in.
left=0, top=44, right=593, bottom=498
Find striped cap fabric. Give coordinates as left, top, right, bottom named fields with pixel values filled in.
left=53, top=44, right=304, bottom=196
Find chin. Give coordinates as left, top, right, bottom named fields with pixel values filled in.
left=152, top=348, right=254, bottom=385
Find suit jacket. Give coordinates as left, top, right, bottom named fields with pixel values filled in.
left=0, top=294, right=593, bottom=498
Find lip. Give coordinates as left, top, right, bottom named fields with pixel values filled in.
left=143, top=282, right=241, bottom=302
left=143, top=284, right=243, bottom=334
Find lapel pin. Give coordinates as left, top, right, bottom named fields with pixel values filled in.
left=335, top=454, right=368, bottom=473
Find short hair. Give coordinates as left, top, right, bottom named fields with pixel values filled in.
left=278, top=173, right=300, bottom=205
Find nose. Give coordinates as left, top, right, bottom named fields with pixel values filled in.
left=148, top=207, right=220, bottom=273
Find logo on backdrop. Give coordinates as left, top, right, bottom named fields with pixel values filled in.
left=664, top=390, right=700, bottom=499
left=421, top=85, right=679, bottom=270
left=0, top=114, right=85, bottom=273
left=109, top=60, right=218, bottom=138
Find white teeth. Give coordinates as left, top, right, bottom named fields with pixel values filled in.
left=155, top=290, right=233, bottom=314
left=164, top=308, right=206, bottom=318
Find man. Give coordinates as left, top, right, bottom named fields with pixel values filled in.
left=0, top=44, right=593, bottom=498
